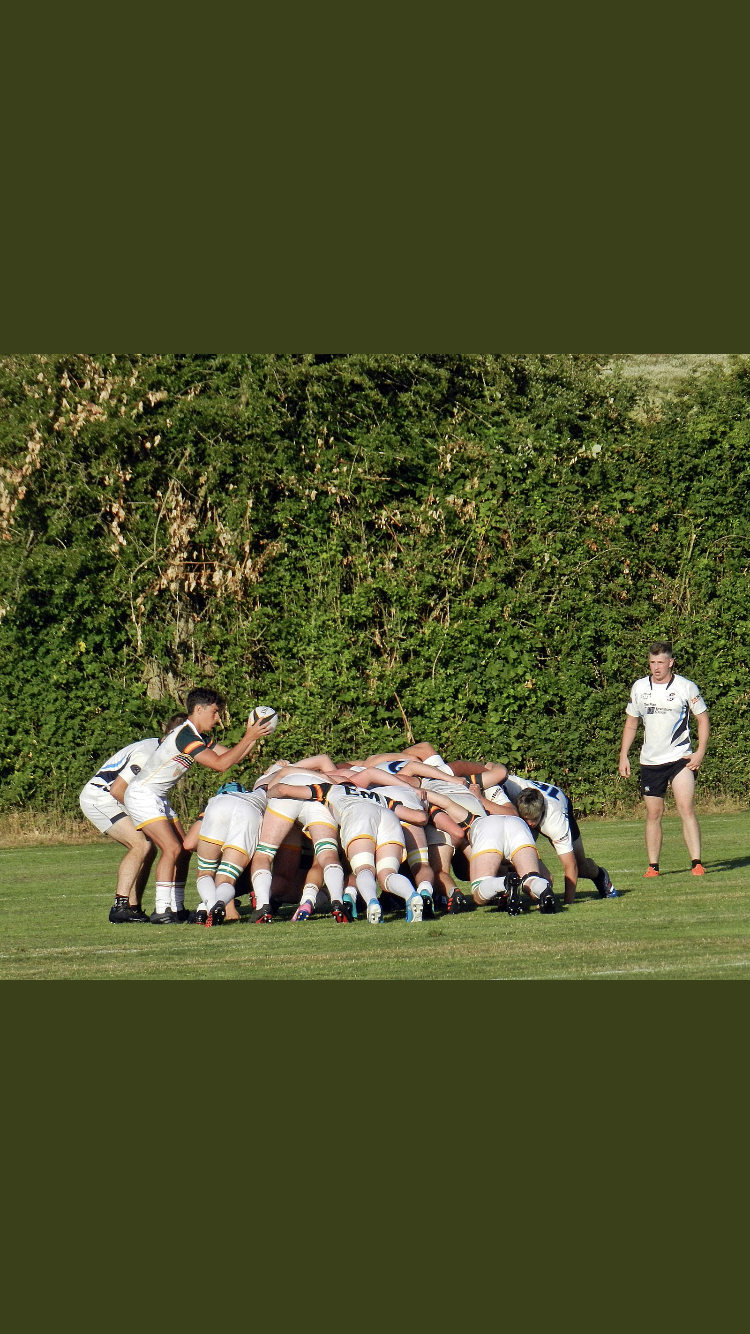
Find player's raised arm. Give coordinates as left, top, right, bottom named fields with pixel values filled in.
left=195, top=716, right=275, bottom=773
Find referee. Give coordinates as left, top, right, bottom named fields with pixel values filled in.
left=618, top=641, right=709, bottom=878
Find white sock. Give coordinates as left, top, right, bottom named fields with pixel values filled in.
left=355, top=868, right=377, bottom=901
left=473, top=875, right=507, bottom=902
left=301, top=881, right=318, bottom=907
left=323, top=864, right=345, bottom=901
left=384, top=872, right=414, bottom=902
left=251, top=869, right=273, bottom=909
left=524, top=875, right=549, bottom=900
left=155, top=881, right=173, bottom=914
left=196, top=876, right=214, bottom=908
left=211, top=882, right=236, bottom=910
left=171, top=881, right=186, bottom=912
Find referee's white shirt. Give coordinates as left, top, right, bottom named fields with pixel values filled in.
left=626, top=674, right=707, bottom=766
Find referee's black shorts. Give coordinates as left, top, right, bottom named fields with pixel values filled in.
left=639, top=757, right=691, bottom=798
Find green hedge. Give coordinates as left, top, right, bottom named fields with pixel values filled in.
left=1, top=352, right=748, bottom=819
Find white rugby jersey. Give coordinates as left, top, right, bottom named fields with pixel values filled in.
left=324, top=783, right=391, bottom=823
left=125, top=720, right=215, bottom=798
left=485, top=775, right=573, bottom=855
left=625, top=674, right=707, bottom=766
left=87, top=738, right=160, bottom=793
left=254, top=761, right=286, bottom=790
left=203, top=788, right=267, bottom=822
left=374, top=784, right=424, bottom=814
left=420, top=775, right=485, bottom=818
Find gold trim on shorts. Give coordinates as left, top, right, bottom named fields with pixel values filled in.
left=302, top=818, right=338, bottom=835
left=345, top=833, right=376, bottom=853
left=266, top=806, right=296, bottom=823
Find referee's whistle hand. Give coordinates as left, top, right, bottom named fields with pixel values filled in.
left=618, top=758, right=631, bottom=778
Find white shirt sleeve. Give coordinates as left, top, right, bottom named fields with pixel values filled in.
left=540, top=805, right=574, bottom=856
left=685, top=681, right=708, bottom=716
left=120, top=740, right=158, bottom=787
left=625, top=682, right=642, bottom=719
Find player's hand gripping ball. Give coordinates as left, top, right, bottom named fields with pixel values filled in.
left=248, top=705, right=279, bottom=732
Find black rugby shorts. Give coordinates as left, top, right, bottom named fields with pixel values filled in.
left=639, top=757, right=691, bottom=798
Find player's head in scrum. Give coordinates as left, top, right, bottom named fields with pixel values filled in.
left=513, top=787, right=546, bottom=830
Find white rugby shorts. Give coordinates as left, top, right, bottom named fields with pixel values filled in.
left=468, top=814, right=536, bottom=863
left=79, top=782, right=129, bottom=834
left=123, top=784, right=178, bottom=831
left=200, top=795, right=265, bottom=858
left=266, top=796, right=337, bottom=836
left=339, top=804, right=405, bottom=856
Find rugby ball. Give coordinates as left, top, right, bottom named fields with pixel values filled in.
left=249, top=705, right=279, bottom=732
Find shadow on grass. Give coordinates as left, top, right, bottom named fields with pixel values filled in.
left=703, top=856, right=750, bottom=872
left=566, top=889, right=633, bottom=903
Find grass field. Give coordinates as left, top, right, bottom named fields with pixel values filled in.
left=2, top=812, right=749, bottom=980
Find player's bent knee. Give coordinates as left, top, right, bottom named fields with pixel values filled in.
left=313, top=838, right=339, bottom=860
left=376, top=855, right=402, bottom=875
left=217, top=860, right=243, bottom=884
left=407, top=847, right=430, bottom=868
left=350, top=851, right=376, bottom=874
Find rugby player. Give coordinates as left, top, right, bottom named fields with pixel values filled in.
left=618, top=641, right=709, bottom=877
left=425, top=789, right=558, bottom=914
left=123, top=689, right=276, bottom=923
left=266, top=778, right=428, bottom=923
left=79, top=712, right=187, bottom=923
left=350, top=749, right=512, bottom=910
left=481, top=774, right=617, bottom=904
left=343, top=766, right=438, bottom=910
left=250, top=766, right=351, bottom=923
left=187, top=781, right=268, bottom=927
